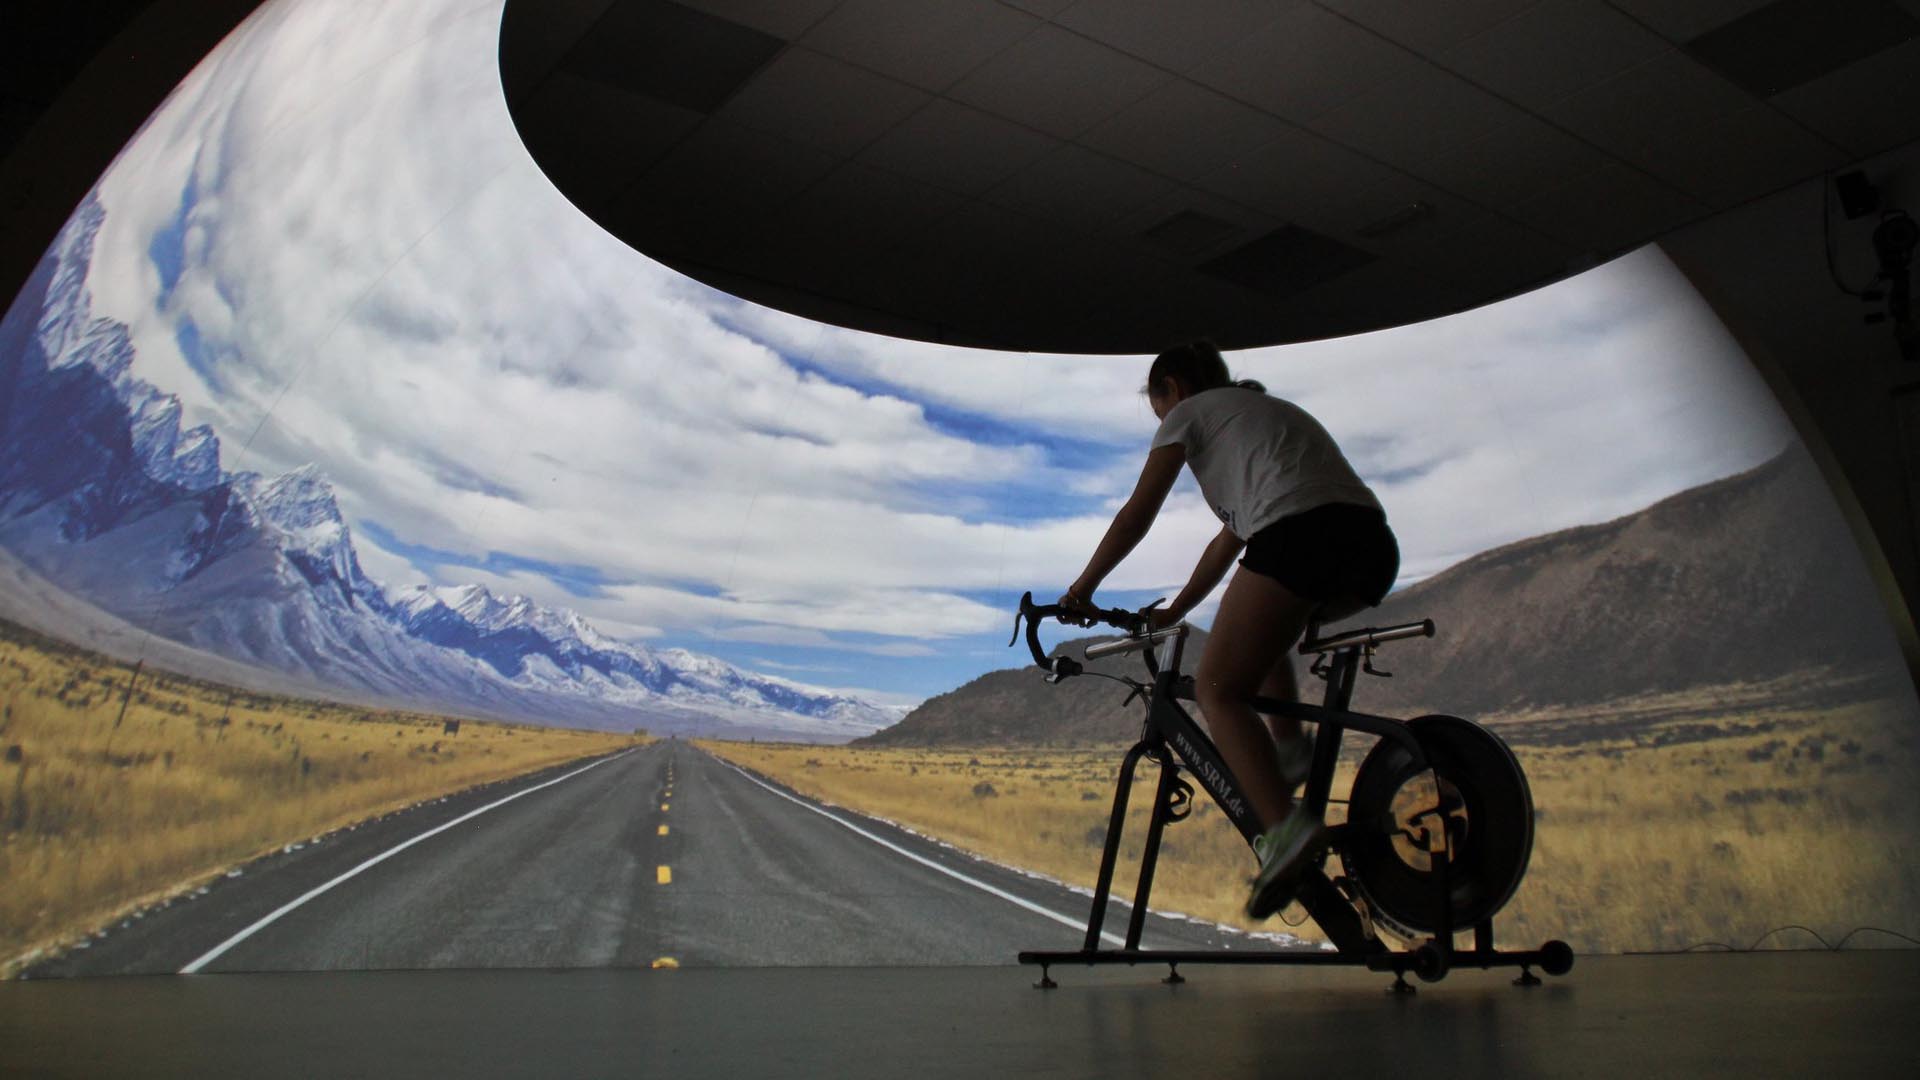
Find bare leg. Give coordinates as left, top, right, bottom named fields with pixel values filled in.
left=1259, top=651, right=1301, bottom=749
left=1194, top=567, right=1317, bottom=832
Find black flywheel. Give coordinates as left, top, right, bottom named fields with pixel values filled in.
left=1342, top=715, right=1533, bottom=939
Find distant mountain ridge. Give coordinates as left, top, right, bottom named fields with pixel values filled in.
left=0, top=193, right=895, bottom=742
left=863, top=442, right=1903, bottom=747
left=1353, top=445, right=1902, bottom=718
left=857, top=626, right=1213, bottom=748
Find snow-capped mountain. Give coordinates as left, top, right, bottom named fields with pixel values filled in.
left=390, top=583, right=896, bottom=729
left=0, top=193, right=897, bottom=742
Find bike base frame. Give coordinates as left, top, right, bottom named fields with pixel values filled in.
left=1019, top=927, right=1574, bottom=992
left=1016, top=634, right=1574, bottom=991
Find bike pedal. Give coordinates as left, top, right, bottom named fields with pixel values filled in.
left=1333, top=876, right=1379, bottom=941
left=1165, top=778, right=1195, bottom=822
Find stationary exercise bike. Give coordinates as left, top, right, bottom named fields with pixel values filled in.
left=1009, top=592, right=1573, bottom=992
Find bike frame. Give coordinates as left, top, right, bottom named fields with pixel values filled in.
left=1053, top=629, right=1416, bottom=960
left=1012, top=599, right=1567, bottom=989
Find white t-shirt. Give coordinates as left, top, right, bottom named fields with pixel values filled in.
left=1150, top=387, right=1380, bottom=540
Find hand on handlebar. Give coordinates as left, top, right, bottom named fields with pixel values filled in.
left=1012, top=591, right=1160, bottom=678
left=1140, top=605, right=1183, bottom=633
left=1056, top=590, right=1101, bottom=627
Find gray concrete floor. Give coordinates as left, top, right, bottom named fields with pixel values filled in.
left=3, top=952, right=1916, bottom=1077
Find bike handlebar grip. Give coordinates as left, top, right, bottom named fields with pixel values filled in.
left=1026, top=609, right=1052, bottom=668
left=1015, top=593, right=1070, bottom=669
left=1010, top=590, right=1143, bottom=677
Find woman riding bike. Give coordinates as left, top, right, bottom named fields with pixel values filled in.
left=1060, top=341, right=1398, bottom=919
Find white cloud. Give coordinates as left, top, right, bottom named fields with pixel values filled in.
left=77, top=0, right=1797, bottom=682
left=350, top=526, right=430, bottom=590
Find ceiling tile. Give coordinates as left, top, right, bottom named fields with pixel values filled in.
left=715, top=48, right=929, bottom=157
left=499, top=0, right=617, bottom=107
left=1083, top=263, right=1298, bottom=349
left=1422, top=113, right=1614, bottom=210
left=1002, top=0, right=1077, bottom=14
left=1053, top=0, right=1297, bottom=74
left=982, top=144, right=1176, bottom=236
left=1190, top=123, right=1400, bottom=221
left=560, top=0, right=787, bottom=114
left=1629, top=105, right=1845, bottom=206
left=1603, top=1, right=1775, bottom=42
left=1194, top=3, right=1428, bottom=122
left=514, top=71, right=704, bottom=209
left=947, top=25, right=1171, bottom=140
left=630, top=119, right=840, bottom=219
left=1198, top=225, right=1380, bottom=301
left=1281, top=172, right=1489, bottom=255
left=672, top=0, right=842, bottom=40
left=895, top=205, right=1125, bottom=337
left=780, top=162, right=965, bottom=251
left=856, top=99, right=1059, bottom=196
left=799, top=0, right=1042, bottom=93
left=1079, top=79, right=1298, bottom=182
left=1681, top=0, right=1920, bottom=97
left=1511, top=159, right=1704, bottom=251
left=1141, top=209, right=1248, bottom=256
left=1771, top=36, right=1920, bottom=157
left=1439, top=0, right=1669, bottom=109
left=1398, top=216, right=1579, bottom=299
left=1113, top=187, right=1283, bottom=264
left=1051, top=262, right=1180, bottom=350
left=1258, top=259, right=1456, bottom=338
left=765, top=245, right=937, bottom=334
left=1313, top=0, right=1542, bottom=54
left=1303, top=60, right=1530, bottom=173
left=1543, top=49, right=1759, bottom=162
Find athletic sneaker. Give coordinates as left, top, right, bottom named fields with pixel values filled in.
left=1276, top=730, right=1314, bottom=790
left=1246, top=806, right=1330, bottom=919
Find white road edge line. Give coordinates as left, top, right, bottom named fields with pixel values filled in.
left=180, top=750, right=635, bottom=974
left=719, top=759, right=1128, bottom=948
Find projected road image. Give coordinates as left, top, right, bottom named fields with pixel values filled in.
left=3, top=0, right=1919, bottom=975
left=27, top=741, right=1261, bottom=975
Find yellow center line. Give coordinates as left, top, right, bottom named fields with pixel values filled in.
left=658, top=824, right=669, bottom=836
left=657, top=865, right=672, bottom=885
left=660, top=802, right=670, bottom=812
left=652, top=957, right=679, bottom=969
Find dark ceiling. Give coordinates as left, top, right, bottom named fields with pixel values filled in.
left=500, top=0, right=1920, bottom=354
left=0, top=2, right=164, bottom=162
left=0, top=0, right=265, bottom=321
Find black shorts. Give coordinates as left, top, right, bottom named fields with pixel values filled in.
left=1239, top=503, right=1399, bottom=609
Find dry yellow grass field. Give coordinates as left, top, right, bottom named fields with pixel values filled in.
left=705, top=689, right=1920, bottom=954
left=0, top=621, right=636, bottom=975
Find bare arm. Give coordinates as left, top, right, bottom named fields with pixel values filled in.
left=1158, top=525, right=1245, bottom=626
left=1066, top=444, right=1185, bottom=604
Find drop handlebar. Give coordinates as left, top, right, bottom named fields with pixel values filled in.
left=1007, top=591, right=1147, bottom=680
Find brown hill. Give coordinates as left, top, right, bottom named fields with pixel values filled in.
left=863, top=446, right=1904, bottom=747
left=858, top=627, right=1210, bottom=748
left=1357, top=445, right=1901, bottom=718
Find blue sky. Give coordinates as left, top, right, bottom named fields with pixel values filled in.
left=75, top=0, right=1797, bottom=706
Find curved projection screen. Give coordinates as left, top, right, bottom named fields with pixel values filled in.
left=1, top=0, right=1915, bottom=976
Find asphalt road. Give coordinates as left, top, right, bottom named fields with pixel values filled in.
left=25, top=741, right=1293, bottom=976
